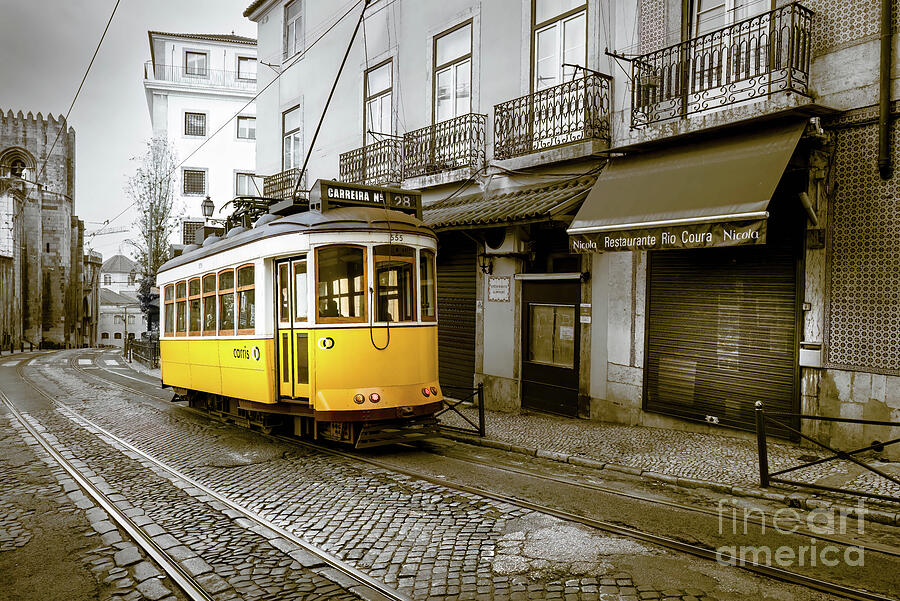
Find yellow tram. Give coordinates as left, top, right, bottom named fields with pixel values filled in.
left=156, top=180, right=443, bottom=447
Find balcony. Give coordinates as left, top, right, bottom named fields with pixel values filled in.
left=402, top=113, right=486, bottom=180
left=631, top=2, right=812, bottom=128
left=339, top=138, right=403, bottom=186
left=143, top=61, right=257, bottom=93
left=263, top=168, right=307, bottom=201
left=494, top=73, right=612, bottom=160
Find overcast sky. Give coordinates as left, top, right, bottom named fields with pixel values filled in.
left=0, top=0, right=256, bottom=260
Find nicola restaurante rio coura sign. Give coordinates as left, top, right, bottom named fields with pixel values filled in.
left=569, top=219, right=767, bottom=252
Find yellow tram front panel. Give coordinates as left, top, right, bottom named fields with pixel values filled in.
left=310, top=325, right=440, bottom=412
left=161, top=338, right=276, bottom=404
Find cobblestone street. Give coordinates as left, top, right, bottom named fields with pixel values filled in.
left=2, top=350, right=888, bottom=600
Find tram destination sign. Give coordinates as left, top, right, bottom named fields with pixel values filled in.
left=569, top=219, right=767, bottom=253
left=310, top=179, right=422, bottom=219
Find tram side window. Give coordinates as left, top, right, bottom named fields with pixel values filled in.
left=316, top=246, right=366, bottom=322
left=164, top=285, right=175, bottom=335
left=278, top=263, right=290, bottom=323
left=175, top=281, right=187, bottom=335
left=202, top=273, right=216, bottom=335
left=293, top=259, right=307, bottom=322
left=237, top=265, right=255, bottom=333
left=374, top=245, right=415, bottom=322
left=420, top=249, right=436, bottom=321
left=188, top=278, right=201, bottom=335
left=219, top=270, right=235, bottom=334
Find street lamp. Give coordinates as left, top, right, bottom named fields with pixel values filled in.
left=201, top=195, right=215, bottom=218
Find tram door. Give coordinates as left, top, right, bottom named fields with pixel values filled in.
left=276, top=257, right=310, bottom=399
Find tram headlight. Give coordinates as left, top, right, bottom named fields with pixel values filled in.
left=369, top=393, right=381, bottom=403
left=422, top=388, right=431, bottom=397
left=430, top=386, right=438, bottom=396
left=353, top=394, right=365, bottom=404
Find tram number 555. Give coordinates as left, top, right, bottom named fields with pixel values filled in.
left=390, top=233, right=404, bottom=242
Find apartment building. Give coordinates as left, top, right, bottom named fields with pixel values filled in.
left=243, top=0, right=899, bottom=455
left=143, top=31, right=259, bottom=223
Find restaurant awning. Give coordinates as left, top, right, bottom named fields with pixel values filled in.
left=424, top=175, right=597, bottom=231
left=567, top=120, right=807, bottom=252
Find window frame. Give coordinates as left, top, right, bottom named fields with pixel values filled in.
left=188, top=277, right=202, bottom=336
left=293, top=257, right=308, bottom=324
left=104, top=274, right=112, bottom=285
left=182, top=168, right=207, bottom=196
left=236, top=56, right=257, bottom=81
left=164, top=284, right=175, bottom=336
left=184, top=50, right=209, bottom=77
left=373, top=245, right=417, bottom=324
left=432, top=20, right=473, bottom=125
left=202, top=273, right=217, bottom=336
left=235, top=171, right=258, bottom=197
left=530, top=0, right=588, bottom=92
left=284, top=0, right=304, bottom=60
left=314, top=244, right=368, bottom=325
left=236, top=263, right=256, bottom=335
left=218, top=268, right=236, bottom=336
left=237, top=115, right=256, bottom=140
left=419, top=249, right=437, bottom=322
left=282, top=104, right=303, bottom=170
left=363, top=59, right=393, bottom=144
left=184, top=111, right=207, bottom=137
left=175, top=280, right=187, bottom=337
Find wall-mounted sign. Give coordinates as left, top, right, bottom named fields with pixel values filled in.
left=309, top=179, right=422, bottom=218
left=569, top=219, right=767, bottom=253
left=488, top=276, right=511, bottom=302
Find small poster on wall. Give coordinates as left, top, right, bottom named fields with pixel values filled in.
left=487, top=276, right=510, bottom=302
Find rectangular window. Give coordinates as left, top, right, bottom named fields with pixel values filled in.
left=175, top=281, right=187, bottom=335
left=374, top=245, right=416, bottom=323
left=237, top=116, right=256, bottom=140
left=283, top=105, right=302, bottom=169
left=183, top=169, right=206, bottom=195
left=235, top=172, right=257, bottom=196
left=279, top=263, right=290, bottom=323
left=293, top=259, right=308, bottom=322
left=237, top=265, right=255, bottom=333
left=533, top=0, right=586, bottom=91
left=434, top=23, right=472, bottom=123
left=694, top=0, right=770, bottom=35
left=419, top=249, right=436, bottom=321
left=284, top=0, right=304, bottom=59
left=184, top=112, right=206, bottom=136
left=218, top=270, right=235, bottom=334
left=164, top=284, right=175, bottom=335
left=237, top=56, right=257, bottom=80
left=188, top=278, right=201, bottom=335
left=202, top=273, right=216, bottom=335
left=184, top=51, right=208, bottom=76
left=316, top=246, right=366, bottom=323
left=364, top=61, right=392, bottom=144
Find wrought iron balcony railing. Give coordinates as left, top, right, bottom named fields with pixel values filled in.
left=494, top=72, right=612, bottom=160
left=631, top=2, right=812, bottom=128
left=402, top=113, right=486, bottom=179
left=339, top=138, right=403, bottom=186
left=263, top=168, right=307, bottom=201
left=144, top=61, right=257, bottom=93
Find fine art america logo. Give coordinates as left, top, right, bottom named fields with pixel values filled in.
left=716, top=498, right=866, bottom=567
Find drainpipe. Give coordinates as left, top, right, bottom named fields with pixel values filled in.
left=878, top=0, right=892, bottom=179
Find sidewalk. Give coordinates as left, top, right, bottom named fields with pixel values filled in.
left=439, top=407, right=900, bottom=523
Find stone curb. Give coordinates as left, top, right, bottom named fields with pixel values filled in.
left=441, top=432, right=900, bottom=527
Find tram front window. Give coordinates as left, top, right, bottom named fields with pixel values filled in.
left=316, top=246, right=366, bottom=322
left=374, top=245, right=415, bottom=322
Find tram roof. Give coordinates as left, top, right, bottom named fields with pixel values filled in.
left=158, top=206, right=434, bottom=274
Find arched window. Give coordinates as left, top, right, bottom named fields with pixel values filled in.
left=10, top=159, right=26, bottom=178
left=0, top=148, right=35, bottom=179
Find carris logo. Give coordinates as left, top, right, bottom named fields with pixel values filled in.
left=317, top=337, right=335, bottom=350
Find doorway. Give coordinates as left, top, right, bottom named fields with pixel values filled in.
left=275, top=256, right=310, bottom=399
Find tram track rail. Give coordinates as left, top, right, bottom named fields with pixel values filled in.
left=10, top=354, right=410, bottom=601
left=51, top=351, right=900, bottom=601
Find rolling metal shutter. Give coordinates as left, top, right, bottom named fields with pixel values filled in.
left=644, top=245, right=799, bottom=435
left=436, top=233, right=476, bottom=392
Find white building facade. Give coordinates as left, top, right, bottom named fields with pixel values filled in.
left=143, top=31, right=259, bottom=224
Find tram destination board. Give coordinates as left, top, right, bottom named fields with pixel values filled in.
left=310, top=179, right=422, bottom=219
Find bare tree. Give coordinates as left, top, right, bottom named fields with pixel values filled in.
left=126, top=137, right=178, bottom=332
